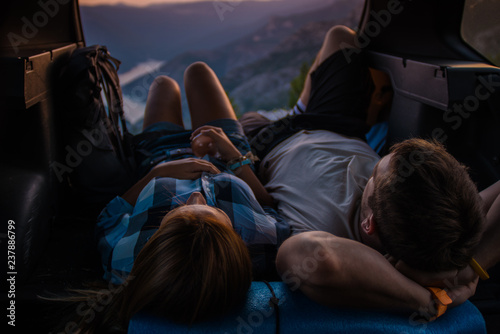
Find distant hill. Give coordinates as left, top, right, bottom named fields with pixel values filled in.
left=220, top=3, right=362, bottom=112
left=80, top=0, right=335, bottom=72
left=119, top=0, right=363, bottom=128
left=84, top=0, right=364, bottom=129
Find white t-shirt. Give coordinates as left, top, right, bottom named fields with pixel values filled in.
left=260, top=130, right=380, bottom=241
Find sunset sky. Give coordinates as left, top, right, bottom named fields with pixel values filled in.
left=79, top=0, right=275, bottom=7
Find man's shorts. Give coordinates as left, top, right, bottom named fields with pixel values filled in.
left=134, top=119, right=251, bottom=178
left=247, top=49, right=374, bottom=161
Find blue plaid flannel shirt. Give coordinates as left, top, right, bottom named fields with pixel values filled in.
left=96, top=172, right=290, bottom=284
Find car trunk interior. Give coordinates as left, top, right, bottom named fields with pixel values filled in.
left=1, top=0, right=499, bottom=332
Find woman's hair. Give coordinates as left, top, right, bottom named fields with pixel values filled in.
left=64, top=208, right=252, bottom=332
left=369, top=138, right=484, bottom=272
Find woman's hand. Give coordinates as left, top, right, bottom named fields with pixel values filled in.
left=190, top=125, right=274, bottom=207
left=122, top=158, right=220, bottom=206
left=151, top=158, right=220, bottom=180
left=190, top=126, right=241, bottom=161
left=191, top=133, right=218, bottom=158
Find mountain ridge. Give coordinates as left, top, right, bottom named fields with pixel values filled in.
left=84, top=0, right=364, bottom=129
left=80, top=0, right=334, bottom=72
left=120, top=0, right=363, bottom=126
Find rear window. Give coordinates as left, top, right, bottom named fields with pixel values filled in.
left=461, top=0, right=500, bottom=66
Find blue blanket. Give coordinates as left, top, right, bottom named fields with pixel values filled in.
left=128, top=281, right=486, bottom=333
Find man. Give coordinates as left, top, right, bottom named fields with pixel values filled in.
left=244, top=25, right=500, bottom=320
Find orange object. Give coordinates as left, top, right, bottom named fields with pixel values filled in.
left=426, top=287, right=452, bottom=321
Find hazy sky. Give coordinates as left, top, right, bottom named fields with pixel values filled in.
left=80, top=0, right=274, bottom=7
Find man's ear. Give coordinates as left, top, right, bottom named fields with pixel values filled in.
left=361, top=214, right=377, bottom=235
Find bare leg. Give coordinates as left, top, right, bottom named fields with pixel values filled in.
left=299, top=26, right=358, bottom=106
left=142, top=75, right=183, bottom=130
left=184, top=62, right=237, bottom=130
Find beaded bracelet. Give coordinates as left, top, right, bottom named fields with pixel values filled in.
left=227, top=152, right=257, bottom=171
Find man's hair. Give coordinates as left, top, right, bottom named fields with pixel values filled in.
left=369, top=138, right=484, bottom=272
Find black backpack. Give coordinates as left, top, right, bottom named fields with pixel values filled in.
left=54, top=45, right=136, bottom=204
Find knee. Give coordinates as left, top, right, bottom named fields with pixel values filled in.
left=150, top=75, right=180, bottom=93
left=184, top=61, right=212, bottom=81
left=324, top=25, right=357, bottom=49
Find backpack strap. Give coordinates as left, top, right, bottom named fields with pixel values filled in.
left=92, top=46, right=136, bottom=174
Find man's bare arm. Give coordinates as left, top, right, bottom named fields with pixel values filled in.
left=480, top=180, right=500, bottom=215
left=475, top=180, right=500, bottom=270
left=276, top=232, right=442, bottom=315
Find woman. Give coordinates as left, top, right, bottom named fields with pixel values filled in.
left=68, top=62, right=289, bottom=332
